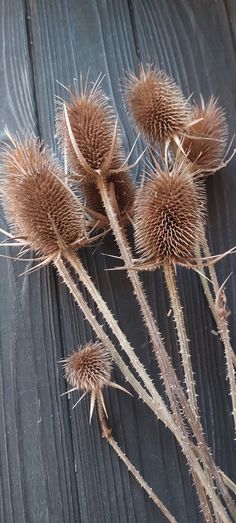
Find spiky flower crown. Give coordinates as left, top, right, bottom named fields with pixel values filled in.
left=57, top=83, right=135, bottom=222
left=124, top=65, right=191, bottom=145
left=63, top=341, right=112, bottom=392
left=1, top=136, right=86, bottom=258
left=57, top=87, right=125, bottom=183
left=134, top=159, right=205, bottom=266
left=182, top=96, right=228, bottom=173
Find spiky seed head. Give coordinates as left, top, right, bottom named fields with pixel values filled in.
left=134, top=161, right=205, bottom=266
left=124, top=65, right=191, bottom=145
left=182, top=96, right=228, bottom=174
left=1, top=137, right=85, bottom=257
left=57, top=86, right=126, bottom=183
left=63, top=341, right=112, bottom=392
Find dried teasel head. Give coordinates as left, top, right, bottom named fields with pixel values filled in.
left=62, top=341, right=130, bottom=422
left=64, top=341, right=112, bottom=393
left=182, top=96, right=229, bottom=174
left=57, top=80, right=128, bottom=184
left=134, top=157, right=205, bottom=267
left=124, top=65, right=191, bottom=146
left=1, top=135, right=86, bottom=260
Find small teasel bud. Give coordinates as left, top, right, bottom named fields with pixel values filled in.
left=124, top=65, right=191, bottom=145
left=57, top=83, right=126, bottom=184
left=182, top=96, right=228, bottom=174
left=1, top=136, right=85, bottom=258
left=134, top=159, right=205, bottom=266
left=62, top=341, right=130, bottom=421
left=63, top=341, right=112, bottom=393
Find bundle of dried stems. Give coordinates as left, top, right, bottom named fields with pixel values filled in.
left=0, top=67, right=236, bottom=523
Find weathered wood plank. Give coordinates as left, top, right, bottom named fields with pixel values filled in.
left=0, top=2, right=80, bottom=522
left=1, top=0, right=236, bottom=522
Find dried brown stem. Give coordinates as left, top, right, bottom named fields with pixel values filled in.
left=164, top=263, right=217, bottom=521
left=96, top=394, right=178, bottom=523
left=62, top=106, right=235, bottom=517
left=66, top=248, right=158, bottom=399
left=220, top=320, right=236, bottom=430
left=164, top=263, right=198, bottom=418
left=198, top=240, right=236, bottom=367
left=96, top=178, right=235, bottom=521
left=55, top=256, right=231, bottom=521
left=67, top=249, right=214, bottom=522
left=196, top=239, right=236, bottom=431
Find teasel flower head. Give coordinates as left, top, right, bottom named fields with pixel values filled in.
left=62, top=341, right=130, bottom=422
left=134, top=155, right=205, bottom=267
left=124, top=65, right=191, bottom=146
left=182, top=96, right=229, bottom=174
left=57, top=78, right=136, bottom=224
left=57, top=79, right=130, bottom=185
left=1, top=135, right=89, bottom=264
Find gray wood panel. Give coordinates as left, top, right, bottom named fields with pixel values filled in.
left=0, top=1, right=235, bottom=522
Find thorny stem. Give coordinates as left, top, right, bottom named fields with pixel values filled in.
left=67, top=250, right=214, bottom=521
left=164, top=263, right=217, bottom=521
left=196, top=251, right=219, bottom=327
left=63, top=110, right=234, bottom=515
left=172, top=135, right=236, bottom=374
left=221, top=319, right=236, bottom=431
left=68, top=250, right=214, bottom=522
left=203, top=238, right=225, bottom=298
left=174, top=141, right=236, bottom=418
left=96, top=178, right=236, bottom=520
left=96, top=179, right=184, bottom=410
left=55, top=258, right=153, bottom=407
left=170, top=141, right=236, bottom=502
left=199, top=239, right=236, bottom=367
left=197, top=239, right=236, bottom=431
left=96, top=395, right=177, bottom=523
left=220, top=471, right=236, bottom=497
left=66, top=249, right=158, bottom=399
left=164, top=263, right=198, bottom=418
left=55, top=257, right=231, bottom=522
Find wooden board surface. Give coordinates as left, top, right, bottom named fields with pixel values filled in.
left=0, top=1, right=236, bottom=521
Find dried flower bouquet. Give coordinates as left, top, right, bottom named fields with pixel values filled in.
left=0, top=67, right=236, bottom=522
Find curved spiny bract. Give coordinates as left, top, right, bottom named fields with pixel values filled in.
left=57, top=85, right=126, bottom=184
left=134, top=161, right=205, bottom=267
left=1, top=137, right=85, bottom=258
left=63, top=341, right=112, bottom=393
left=182, top=96, right=228, bottom=174
left=124, top=65, right=191, bottom=146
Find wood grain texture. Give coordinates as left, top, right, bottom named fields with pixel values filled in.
left=0, top=0, right=235, bottom=522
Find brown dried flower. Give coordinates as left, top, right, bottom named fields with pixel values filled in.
left=182, top=96, right=228, bottom=174
left=63, top=341, right=112, bottom=393
left=62, top=341, right=129, bottom=421
left=124, top=65, right=191, bottom=145
left=134, top=158, right=205, bottom=266
left=57, top=84, right=127, bottom=184
left=1, top=136, right=85, bottom=258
